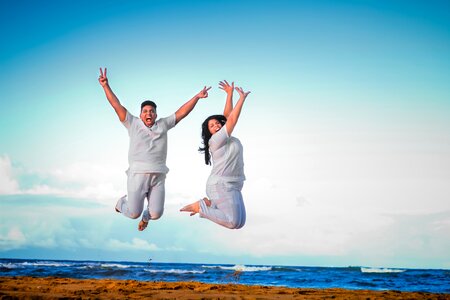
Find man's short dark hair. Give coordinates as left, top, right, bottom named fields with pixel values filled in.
left=141, top=100, right=157, bottom=111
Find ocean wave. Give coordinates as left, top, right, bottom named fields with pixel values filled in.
left=203, top=265, right=272, bottom=272
left=22, top=261, right=72, bottom=268
left=0, top=263, right=21, bottom=269
left=272, top=266, right=301, bottom=272
left=77, top=263, right=135, bottom=270
left=0, top=259, right=447, bottom=293
left=346, top=266, right=364, bottom=272
left=361, top=267, right=405, bottom=273
left=144, top=269, right=206, bottom=274
left=78, top=265, right=95, bottom=270
left=100, top=263, right=132, bottom=269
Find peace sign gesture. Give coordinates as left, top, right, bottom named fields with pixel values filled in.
left=196, top=86, right=212, bottom=99
left=98, top=67, right=108, bottom=87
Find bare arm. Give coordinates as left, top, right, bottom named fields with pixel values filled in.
left=225, top=86, right=251, bottom=136
left=219, top=80, right=234, bottom=118
left=175, top=86, right=211, bottom=124
left=98, top=68, right=127, bottom=122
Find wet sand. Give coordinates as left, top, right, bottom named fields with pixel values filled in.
left=0, top=276, right=448, bottom=299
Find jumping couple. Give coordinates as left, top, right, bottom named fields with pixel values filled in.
left=98, top=68, right=250, bottom=231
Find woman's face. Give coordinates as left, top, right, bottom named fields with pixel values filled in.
left=208, top=119, right=222, bottom=135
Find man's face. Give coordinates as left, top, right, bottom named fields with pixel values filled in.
left=140, top=105, right=157, bottom=127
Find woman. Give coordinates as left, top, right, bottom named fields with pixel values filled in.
left=180, top=80, right=250, bottom=229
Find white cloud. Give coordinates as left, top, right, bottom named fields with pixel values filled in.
left=186, top=127, right=449, bottom=263
left=164, top=246, right=185, bottom=252
left=205, top=202, right=391, bottom=257
left=0, top=227, right=26, bottom=251
left=106, top=238, right=161, bottom=251
left=193, top=194, right=450, bottom=268
left=7, top=227, right=25, bottom=241
left=49, top=162, right=125, bottom=185
left=39, top=161, right=127, bottom=203
left=23, top=184, right=66, bottom=196
left=0, top=156, right=126, bottom=204
left=1, top=120, right=450, bottom=268
left=0, top=198, right=187, bottom=257
left=0, top=155, right=20, bottom=194
left=0, top=203, right=111, bottom=251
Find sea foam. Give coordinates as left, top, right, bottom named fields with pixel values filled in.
left=203, top=264, right=272, bottom=272
left=361, top=267, right=405, bottom=273
left=144, top=268, right=205, bottom=274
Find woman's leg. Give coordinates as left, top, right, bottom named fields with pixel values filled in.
left=199, top=182, right=246, bottom=229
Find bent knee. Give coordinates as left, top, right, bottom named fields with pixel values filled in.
left=129, top=212, right=141, bottom=219
left=234, top=221, right=245, bottom=229
left=224, top=219, right=245, bottom=230
left=149, top=210, right=164, bottom=220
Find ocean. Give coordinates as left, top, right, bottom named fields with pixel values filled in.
left=0, top=258, right=449, bottom=294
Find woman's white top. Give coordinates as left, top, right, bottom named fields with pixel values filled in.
left=207, top=126, right=245, bottom=185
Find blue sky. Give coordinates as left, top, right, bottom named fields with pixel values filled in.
left=1, top=0, right=449, bottom=269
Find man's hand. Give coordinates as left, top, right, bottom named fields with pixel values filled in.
left=196, top=86, right=212, bottom=99
left=98, top=67, right=127, bottom=122
left=174, top=86, right=211, bottom=124
left=98, top=67, right=108, bottom=87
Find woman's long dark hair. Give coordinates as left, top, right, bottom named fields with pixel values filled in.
left=199, top=115, right=227, bottom=165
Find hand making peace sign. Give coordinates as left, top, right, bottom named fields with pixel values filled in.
left=196, top=86, right=212, bottom=99
left=98, top=67, right=108, bottom=87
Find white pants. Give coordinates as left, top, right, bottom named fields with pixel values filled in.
left=199, top=181, right=246, bottom=229
left=116, top=172, right=166, bottom=222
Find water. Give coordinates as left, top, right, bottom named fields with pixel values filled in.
left=0, top=258, right=449, bottom=294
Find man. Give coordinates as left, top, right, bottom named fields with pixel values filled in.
left=98, top=67, right=210, bottom=231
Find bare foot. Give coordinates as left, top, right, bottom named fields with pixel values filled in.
left=180, top=198, right=211, bottom=216
left=138, top=220, right=148, bottom=231
left=180, top=201, right=200, bottom=216
left=203, top=197, right=212, bottom=207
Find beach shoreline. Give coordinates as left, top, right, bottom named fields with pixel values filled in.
left=1, top=276, right=448, bottom=299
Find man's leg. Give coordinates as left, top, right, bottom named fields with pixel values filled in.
left=139, top=173, right=166, bottom=230
left=117, top=172, right=150, bottom=219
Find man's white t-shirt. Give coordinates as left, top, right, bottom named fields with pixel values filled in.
left=207, top=126, right=245, bottom=185
left=122, top=111, right=176, bottom=173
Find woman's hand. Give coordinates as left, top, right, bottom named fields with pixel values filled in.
left=219, top=80, right=234, bottom=95
left=235, top=86, right=251, bottom=99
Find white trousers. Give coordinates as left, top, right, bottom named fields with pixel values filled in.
left=199, top=181, right=246, bottom=229
left=116, top=172, right=166, bottom=222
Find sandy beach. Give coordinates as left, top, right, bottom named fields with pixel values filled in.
left=0, top=276, right=448, bottom=299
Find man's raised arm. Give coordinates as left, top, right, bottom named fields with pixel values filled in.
left=98, top=67, right=127, bottom=122
left=174, top=86, right=211, bottom=124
